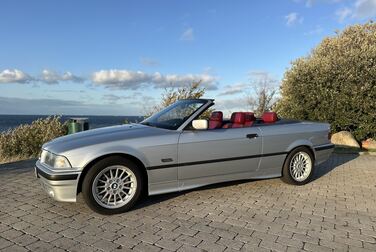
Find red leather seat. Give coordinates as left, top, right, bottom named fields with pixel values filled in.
left=262, top=112, right=278, bottom=123
left=209, top=111, right=223, bottom=129
left=223, top=112, right=245, bottom=128
left=244, top=112, right=256, bottom=127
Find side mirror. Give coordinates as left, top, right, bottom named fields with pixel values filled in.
left=192, top=119, right=208, bottom=130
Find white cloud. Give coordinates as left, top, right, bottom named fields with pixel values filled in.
left=218, top=83, right=249, bottom=96
left=40, top=69, right=84, bottom=84
left=336, top=7, right=352, bottom=22
left=354, top=0, right=376, bottom=18
left=92, top=70, right=151, bottom=89
left=92, top=69, right=218, bottom=90
left=285, top=12, right=304, bottom=26
left=0, top=69, right=33, bottom=84
left=335, top=0, right=376, bottom=22
left=180, top=27, right=194, bottom=41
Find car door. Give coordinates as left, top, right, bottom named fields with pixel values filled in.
left=177, top=127, right=262, bottom=189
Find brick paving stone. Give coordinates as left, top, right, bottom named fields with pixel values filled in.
left=1, top=244, right=28, bottom=252
left=0, top=237, right=13, bottom=250
left=0, top=229, right=23, bottom=240
left=12, top=233, right=38, bottom=247
left=197, top=240, right=226, bottom=252
left=92, top=238, right=119, bottom=251
left=37, top=230, right=63, bottom=242
left=50, top=237, right=79, bottom=249
left=134, top=232, right=161, bottom=244
left=26, top=240, right=55, bottom=252
left=133, top=242, right=162, bottom=252
left=68, top=243, right=99, bottom=252
left=176, top=234, right=203, bottom=247
left=0, top=154, right=375, bottom=251
left=155, top=238, right=184, bottom=251
left=216, top=237, right=244, bottom=250
left=114, top=236, right=141, bottom=248
left=73, top=232, right=101, bottom=245
left=212, top=228, right=237, bottom=240
left=59, top=227, right=84, bottom=239
left=304, top=242, right=333, bottom=252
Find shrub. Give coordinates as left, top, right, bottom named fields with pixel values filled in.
left=275, top=22, right=376, bottom=141
left=0, top=116, right=67, bottom=163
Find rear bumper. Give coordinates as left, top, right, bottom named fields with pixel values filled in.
left=35, top=160, right=81, bottom=202
left=314, top=144, right=335, bottom=165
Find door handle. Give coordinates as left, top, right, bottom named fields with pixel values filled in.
left=246, top=133, right=258, bottom=139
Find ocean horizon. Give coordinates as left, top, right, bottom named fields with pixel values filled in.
left=0, top=114, right=145, bottom=132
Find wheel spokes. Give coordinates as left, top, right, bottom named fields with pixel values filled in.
left=92, top=165, right=137, bottom=209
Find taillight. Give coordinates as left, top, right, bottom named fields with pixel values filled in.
left=328, top=132, right=332, bottom=140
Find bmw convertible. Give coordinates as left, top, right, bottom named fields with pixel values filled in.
left=35, top=99, right=334, bottom=214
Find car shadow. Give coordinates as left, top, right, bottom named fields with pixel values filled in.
left=311, top=153, right=359, bottom=181
left=0, top=158, right=37, bottom=171
left=133, top=179, right=253, bottom=210
left=134, top=153, right=359, bottom=210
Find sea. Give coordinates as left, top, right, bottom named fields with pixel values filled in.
left=0, top=115, right=145, bottom=133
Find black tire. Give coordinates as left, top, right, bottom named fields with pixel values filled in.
left=281, top=146, right=315, bottom=185
left=82, top=156, right=143, bottom=215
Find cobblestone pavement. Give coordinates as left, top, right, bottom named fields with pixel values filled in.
left=0, top=154, right=376, bottom=252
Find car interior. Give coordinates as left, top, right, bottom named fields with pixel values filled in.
left=208, top=111, right=278, bottom=129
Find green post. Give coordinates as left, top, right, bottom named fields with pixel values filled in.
left=67, top=118, right=89, bottom=134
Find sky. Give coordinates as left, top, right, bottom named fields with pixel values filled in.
left=0, top=0, right=375, bottom=116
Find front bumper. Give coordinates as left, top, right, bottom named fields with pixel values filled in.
left=35, top=160, right=81, bottom=202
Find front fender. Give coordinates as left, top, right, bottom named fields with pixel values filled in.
left=65, top=144, right=150, bottom=170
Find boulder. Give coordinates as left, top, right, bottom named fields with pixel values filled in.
left=362, top=138, right=376, bottom=150
left=331, top=131, right=360, bottom=148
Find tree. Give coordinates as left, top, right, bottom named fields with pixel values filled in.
left=145, top=81, right=213, bottom=118
left=247, top=72, right=278, bottom=116
left=275, top=22, right=376, bottom=141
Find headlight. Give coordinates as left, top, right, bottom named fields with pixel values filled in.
left=40, top=150, right=72, bottom=169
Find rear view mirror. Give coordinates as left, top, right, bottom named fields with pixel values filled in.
left=192, top=119, right=208, bottom=130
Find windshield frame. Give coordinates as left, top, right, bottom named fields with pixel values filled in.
left=141, top=99, right=213, bottom=131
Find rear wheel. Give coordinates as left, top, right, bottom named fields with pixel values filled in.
left=82, top=156, right=143, bottom=214
left=282, top=147, right=315, bottom=185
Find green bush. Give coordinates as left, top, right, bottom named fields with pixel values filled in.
left=0, top=116, right=67, bottom=163
left=275, top=22, right=376, bottom=141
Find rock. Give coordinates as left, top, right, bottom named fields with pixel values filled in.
left=331, top=131, right=360, bottom=148
left=362, top=138, right=376, bottom=150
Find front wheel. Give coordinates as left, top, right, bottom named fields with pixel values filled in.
left=282, top=147, right=315, bottom=185
left=82, top=156, right=143, bottom=215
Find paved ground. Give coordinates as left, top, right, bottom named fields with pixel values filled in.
left=0, top=154, right=376, bottom=252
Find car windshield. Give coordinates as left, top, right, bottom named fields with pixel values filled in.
left=141, top=99, right=207, bottom=130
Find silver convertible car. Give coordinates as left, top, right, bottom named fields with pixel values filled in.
left=35, top=99, right=334, bottom=214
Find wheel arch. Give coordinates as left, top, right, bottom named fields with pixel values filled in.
left=77, top=153, right=148, bottom=195
left=286, top=140, right=316, bottom=160
left=282, top=145, right=315, bottom=177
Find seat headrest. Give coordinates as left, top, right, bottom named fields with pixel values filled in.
left=244, top=112, right=256, bottom=122
left=210, top=111, right=223, bottom=121
left=262, top=112, right=278, bottom=123
left=231, top=112, right=245, bottom=124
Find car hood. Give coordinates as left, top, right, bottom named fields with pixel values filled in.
left=43, top=123, right=171, bottom=154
